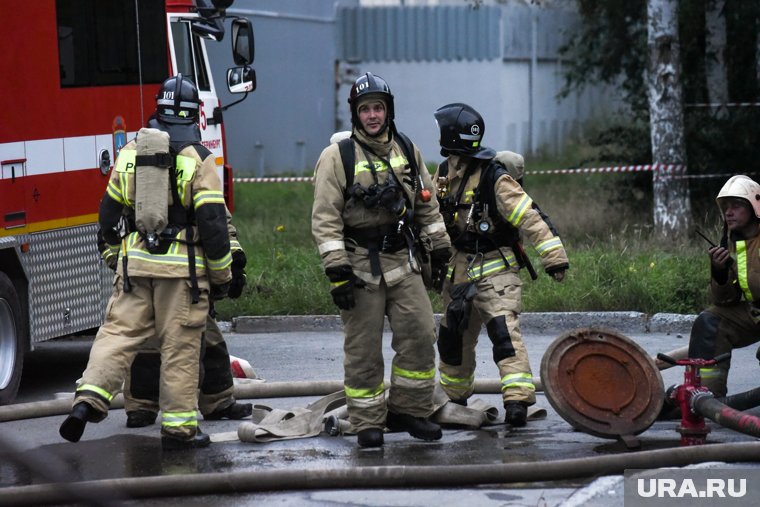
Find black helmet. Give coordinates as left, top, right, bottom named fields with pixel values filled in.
left=434, top=103, right=495, bottom=159
left=348, top=72, right=395, bottom=128
left=155, top=74, right=201, bottom=125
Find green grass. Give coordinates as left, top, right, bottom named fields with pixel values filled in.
left=213, top=167, right=717, bottom=319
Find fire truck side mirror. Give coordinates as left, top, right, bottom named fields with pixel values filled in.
left=99, top=150, right=111, bottom=175
left=231, top=18, right=254, bottom=66
left=227, top=66, right=256, bottom=94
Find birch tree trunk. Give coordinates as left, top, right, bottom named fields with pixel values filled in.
left=647, top=0, right=691, bottom=237
left=705, top=0, right=728, bottom=116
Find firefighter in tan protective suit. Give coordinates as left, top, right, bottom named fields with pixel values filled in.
left=100, top=203, right=252, bottom=428
left=433, top=103, right=568, bottom=427
left=59, top=74, right=231, bottom=450
left=687, top=175, right=760, bottom=398
left=97, top=112, right=252, bottom=429
left=311, top=73, right=451, bottom=448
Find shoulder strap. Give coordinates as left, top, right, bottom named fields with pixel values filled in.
left=187, top=142, right=212, bottom=161
left=394, top=131, right=417, bottom=175
left=338, top=137, right=355, bottom=191
left=477, top=160, right=509, bottom=219
left=437, top=160, right=448, bottom=179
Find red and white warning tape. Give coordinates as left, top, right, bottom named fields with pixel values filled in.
left=234, top=176, right=314, bottom=183
left=233, top=164, right=748, bottom=182
left=525, top=163, right=685, bottom=176
left=685, top=102, right=760, bottom=108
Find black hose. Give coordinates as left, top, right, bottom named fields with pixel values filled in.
left=720, top=386, right=760, bottom=411
left=693, top=393, right=760, bottom=438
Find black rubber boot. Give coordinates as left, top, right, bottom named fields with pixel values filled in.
left=203, top=402, right=253, bottom=420
left=385, top=411, right=442, bottom=441
left=59, top=403, right=96, bottom=443
left=357, top=428, right=384, bottom=448
left=504, top=401, right=528, bottom=427
left=126, top=409, right=158, bottom=428
left=161, top=429, right=211, bottom=450
left=450, top=398, right=468, bottom=407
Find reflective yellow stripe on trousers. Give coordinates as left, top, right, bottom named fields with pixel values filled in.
left=501, top=372, right=535, bottom=392
left=391, top=364, right=436, bottom=389
left=439, top=372, right=475, bottom=391
left=344, top=383, right=386, bottom=408
left=75, top=383, right=114, bottom=402
left=162, top=410, right=199, bottom=428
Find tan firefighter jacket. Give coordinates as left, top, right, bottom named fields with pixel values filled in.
left=710, top=233, right=760, bottom=306
left=312, top=129, right=450, bottom=286
left=99, top=139, right=231, bottom=286
left=99, top=205, right=242, bottom=270
left=435, top=154, right=568, bottom=285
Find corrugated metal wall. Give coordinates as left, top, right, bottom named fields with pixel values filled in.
left=335, top=4, right=616, bottom=161
left=336, top=4, right=578, bottom=62
left=208, top=2, right=617, bottom=176
left=337, top=5, right=501, bottom=62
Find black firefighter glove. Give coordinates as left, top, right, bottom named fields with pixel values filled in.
left=547, top=264, right=568, bottom=283
left=429, top=247, right=451, bottom=292
left=210, top=282, right=230, bottom=301
left=227, top=250, right=247, bottom=299
left=326, top=265, right=365, bottom=310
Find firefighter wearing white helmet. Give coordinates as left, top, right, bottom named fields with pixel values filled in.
left=311, top=72, right=451, bottom=448
left=688, top=175, right=760, bottom=398
left=59, top=74, right=232, bottom=450
left=432, top=103, right=569, bottom=427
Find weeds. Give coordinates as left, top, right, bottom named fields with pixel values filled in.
left=214, top=165, right=717, bottom=319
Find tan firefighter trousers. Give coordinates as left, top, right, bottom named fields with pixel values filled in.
left=123, top=314, right=235, bottom=417
left=75, top=275, right=209, bottom=439
left=438, top=269, right=536, bottom=406
left=341, top=273, right=437, bottom=433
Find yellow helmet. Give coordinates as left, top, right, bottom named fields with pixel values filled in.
left=716, top=175, right=760, bottom=218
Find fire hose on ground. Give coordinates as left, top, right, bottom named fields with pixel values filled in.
left=4, top=329, right=760, bottom=506
left=2, top=442, right=760, bottom=507
left=0, top=379, right=515, bottom=423
left=0, top=342, right=689, bottom=424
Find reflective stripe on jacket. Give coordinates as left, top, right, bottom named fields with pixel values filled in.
left=100, top=140, right=231, bottom=284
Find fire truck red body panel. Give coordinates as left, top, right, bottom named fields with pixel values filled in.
left=0, top=0, right=240, bottom=404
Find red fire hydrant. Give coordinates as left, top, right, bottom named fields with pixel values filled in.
left=658, top=352, right=731, bottom=446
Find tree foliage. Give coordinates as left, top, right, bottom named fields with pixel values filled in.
left=559, top=0, right=760, bottom=215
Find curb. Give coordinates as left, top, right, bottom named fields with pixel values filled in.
left=230, top=312, right=697, bottom=336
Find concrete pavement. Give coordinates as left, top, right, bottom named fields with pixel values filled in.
left=4, top=312, right=760, bottom=507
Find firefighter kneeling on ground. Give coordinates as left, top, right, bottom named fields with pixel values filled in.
left=688, top=175, right=760, bottom=398
left=59, top=74, right=232, bottom=450
left=432, top=103, right=569, bottom=427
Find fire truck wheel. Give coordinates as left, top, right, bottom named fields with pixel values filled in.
left=0, top=272, right=24, bottom=405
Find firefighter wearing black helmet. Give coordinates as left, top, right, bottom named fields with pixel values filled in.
left=59, top=74, right=232, bottom=450
left=99, top=207, right=252, bottom=428
left=433, top=103, right=568, bottom=427
left=311, top=73, right=451, bottom=448
left=111, top=75, right=253, bottom=429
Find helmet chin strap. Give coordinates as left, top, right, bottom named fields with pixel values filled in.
left=360, top=120, right=390, bottom=139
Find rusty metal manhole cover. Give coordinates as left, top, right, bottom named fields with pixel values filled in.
left=540, top=327, right=664, bottom=439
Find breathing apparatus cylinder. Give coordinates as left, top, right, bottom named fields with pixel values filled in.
left=134, top=127, right=172, bottom=252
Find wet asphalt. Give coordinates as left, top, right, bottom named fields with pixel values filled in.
left=2, top=316, right=760, bottom=506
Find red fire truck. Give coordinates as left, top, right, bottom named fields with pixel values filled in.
left=0, top=0, right=256, bottom=404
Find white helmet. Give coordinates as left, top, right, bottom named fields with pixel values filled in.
left=716, top=175, right=760, bottom=218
